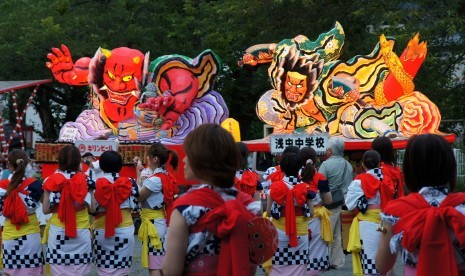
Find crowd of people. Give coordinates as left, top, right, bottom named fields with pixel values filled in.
left=0, top=123, right=464, bottom=276
left=262, top=134, right=465, bottom=276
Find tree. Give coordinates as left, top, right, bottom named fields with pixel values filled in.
left=0, top=0, right=463, bottom=140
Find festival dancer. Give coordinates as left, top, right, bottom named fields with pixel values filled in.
left=345, top=150, right=384, bottom=275
left=162, top=124, right=262, bottom=275
left=376, top=134, right=465, bottom=275
left=298, top=147, right=332, bottom=275
left=267, top=152, right=314, bottom=276
left=372, top=136, right=404, bottom=209
left=0, top=149, right=44, bottom=275
left=42, top=145, right=93, bottom=275
left=90, top=150, right=139, bottom=276
left=262, top=146, right=300, bottom=194
left=138, top=142, right=178, bottom=276
left=235, top=142, right=263, bottom=201
left=260, top=146, right=301, bottom=274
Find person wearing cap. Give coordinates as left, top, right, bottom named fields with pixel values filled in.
left=82, top=152, right=96, bottom=167
left=82, top=152, right=104, bottom=181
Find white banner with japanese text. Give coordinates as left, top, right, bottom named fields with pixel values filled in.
left=269, top=133, right=329, bottom=155
left=75, top=140, right=118, bottom=157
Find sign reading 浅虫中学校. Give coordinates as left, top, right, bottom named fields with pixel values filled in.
left=269, top=133, right=328, bottom=155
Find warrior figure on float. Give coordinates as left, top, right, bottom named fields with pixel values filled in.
left=46, top=45, right=228, bottom=142
left=239, top=22, right=440, bottom=139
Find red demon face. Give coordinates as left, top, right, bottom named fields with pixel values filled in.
left=102, top=47, right=144, bottom=105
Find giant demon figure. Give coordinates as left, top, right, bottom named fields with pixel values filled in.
left=47, top=45, right=227, bottom=142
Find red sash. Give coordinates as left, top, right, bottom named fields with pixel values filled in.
left=269, top=180, right=307, bottom=247
left=95, top=177, right=133, bottom=237
left=1, top=178, right=35, bottom=229
left=174, top=187, right=255, bottom=276
left=355, top=173, right=381, bottom=199
left=266, top=166, right=285, bottom=182
left=153, top=172, right=178, bottom=225
left=380, top=163, right=404, bottom=210
left=234, top=170, right=259, bottom=196
left=42, top=172, right=88, bottom=238
left=384, top=192, right=465, bottom=276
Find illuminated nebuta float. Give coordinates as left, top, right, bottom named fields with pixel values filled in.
left=46, top=46, right=228, bottom=144
left=239, top=21, right=443, bottom=140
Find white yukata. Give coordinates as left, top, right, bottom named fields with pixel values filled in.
left=93, top=173, right=139, bottom=275
left=345, top=168, right=383, bottom=275
left=0, top=176, right=44, bottom=275
left=381, top=187, right=465, bottom=275
left=44, top=170, right=93, bottom=276
left=262, top=166, right=279, bottom=195
left=174, top=184, right=261, bottom=273
left=306, top=172, right=331, bottom=275
left=269, top=176, right=312, bottom=276
left=139, top=167, right=171, bottom=269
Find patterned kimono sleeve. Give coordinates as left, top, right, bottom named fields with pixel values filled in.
left=27, top=180, right=44, bottom=202
left=345, top=179, right=365, bottom=211
left=129, top=178, right=140, bottom=210
left=261, top=167, right=276, bottom=195
left=23, top=180, right=43, bottom=210
left=380, top=212, right=402, bottom=254
left=86, top=175, right=96, bottom=190
left=177, top=205, right=210, bottom=226
left=263, top=166, right=277, bottom=180
left=143, top=176, right=162, bottom=193
left=0, top=187, right=6, bottom=213
left=130, top=178, right=139, bottom=197
left=270, top=202, right=281, bottom=219
left=49, top=192, right=60, bottom=209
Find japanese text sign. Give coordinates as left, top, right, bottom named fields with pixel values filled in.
left=75, top=140, right=118, bottom=157
left=60, top=127, right=79, bottom=142
left=269, top=133, right=328, bottom=154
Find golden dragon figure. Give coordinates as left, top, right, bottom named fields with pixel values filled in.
left=375, top=34, right=416, bottom=105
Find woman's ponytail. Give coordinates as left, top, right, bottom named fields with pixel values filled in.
left=6, top=149, right=29, bottom=196
left=168, top=149, right=179, bottom=172
left=301, top=162, right=316, bottom=183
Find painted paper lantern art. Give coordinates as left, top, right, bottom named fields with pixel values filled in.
left=239, top=22, right=441, bottom=139
left=47, top=45, right=228, bottom=143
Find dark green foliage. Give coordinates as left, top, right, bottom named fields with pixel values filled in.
left=0, top=0, right=463, bottom=140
